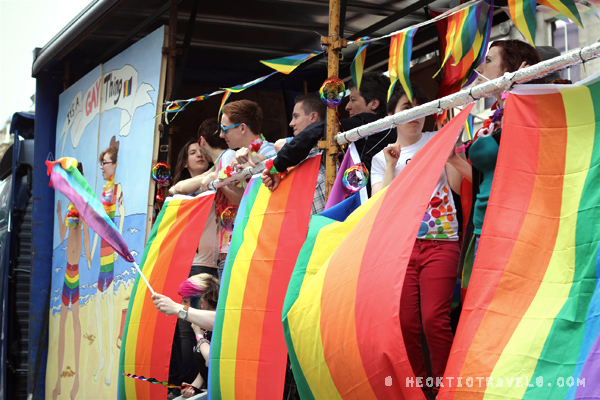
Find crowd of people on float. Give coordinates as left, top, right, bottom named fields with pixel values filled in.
left=146, top=39, right=564, bottom=399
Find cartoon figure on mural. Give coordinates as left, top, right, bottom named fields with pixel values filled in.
left=91, top=136, right=124, bottom=386
left=53, top=162, right=92, bottom=400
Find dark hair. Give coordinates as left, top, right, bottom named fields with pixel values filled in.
left=222, top=100, right=263, bottom=135
left=295, top=94, right=326, bottom=121
left=198, top=118, right=228, bottom=150
left=490, top=40, right=542, bottom=74
left=173, top=140, right=206, bottom=185
left=347, top=71, right=390, bottom=114
left=386, top=83, right=430, bottom=114
left=76, top=162, right=83, bottom=175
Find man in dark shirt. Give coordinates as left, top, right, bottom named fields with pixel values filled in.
left=262, top=71, right=396, bottom=194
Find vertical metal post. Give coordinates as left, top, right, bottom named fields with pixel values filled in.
left=320, top=0, right=347, bottom=199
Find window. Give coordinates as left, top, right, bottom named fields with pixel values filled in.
left=552, top=20, right=580, bottom=82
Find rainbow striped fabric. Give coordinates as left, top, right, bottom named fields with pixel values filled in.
left=117, top=192, right=215, bottom=399
left=209, top=155, right=321, bottom=400
left=260, top=52, right=321, bottom=74
left=508, top=0, right=538, bottom=44
left=284, top=105, right=473, bottom=399
left=434, top=1, right=493, bottom=98
left=440, top=76, right=600, bottom=399
left=46, top=157, right=134, bottom=263
left=388, top=28, right=418, bottom=102
left=350, top=37, right=370, bottom=91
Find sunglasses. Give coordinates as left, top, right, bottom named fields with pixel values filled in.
left=220, top=122, right=250, bottom=133
left=100, top=161, right=116, bottom=167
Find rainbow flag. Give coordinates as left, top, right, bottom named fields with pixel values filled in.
left=209, top=155, right=321, bottom=400
left=117, top=192, right=216, bottom=399
left=440, top=76, right=600, bottom=399
left=46, top=157, right=134, bottom=263
left=350, top=37, right=370, bottom=91
left=285, top=104, right=474, bottom=399
left=260, top=52, right=321, bottom=74
left=433, top=1, right=493, bottom=98
left=324, top=142, right=368, bottom=209
left=463, top=113, right=474, bottom=141
left=507, top=0, right=538, bottom=44
left=389, top=28, right=417, bottom=102
left=539, top=0, right=583, bottom=26
left=124, top=77, right=133, bottom=97
left=282, top=192, right=376, bottom=400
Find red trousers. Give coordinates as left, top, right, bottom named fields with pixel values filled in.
left=400, top=239, right=460, bottom=388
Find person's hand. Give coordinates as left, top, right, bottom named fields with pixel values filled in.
left=274, top=138, right=287, bottom=153
left=383, top=143, right=401, bottom=167
left=261, top=169, right=281, bottom=191
left=151, top=293, right=181, bottom=316
left=231, top=148, right=255, bottom=172
left=181, top=382, right=200, bottom=398
left=518, top=61, right=530, bottom=71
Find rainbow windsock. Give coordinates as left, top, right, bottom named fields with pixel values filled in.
left=440, top=76, right=600, bottom=399
left=260, top=52, right=321, bottom=74
left=46, top=157, right=134, bottom=263
left=389, top=28, right=418, bottom=102
left=350, top=37, right=370, bottom=91
left=285, top=104, right=474, bottom=399
left=117, top=192, right=216, bottom=399
left=208, top=155, right=321, bottom=400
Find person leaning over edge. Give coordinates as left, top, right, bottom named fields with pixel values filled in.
left=262, top=71, right=395, bottom=194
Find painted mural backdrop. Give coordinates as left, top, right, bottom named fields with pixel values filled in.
left=46, top=26, right=164, bottom=400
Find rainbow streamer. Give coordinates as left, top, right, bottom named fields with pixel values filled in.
left=217, top=90, right=232, bottom=118
left=284, top=105, right=474, bottom=399
left=260, top=52, right=321, bottom=74
left=389, top=27, right=418, bottom=102
left=350, top=37, right=370, bottom=91
left=118, top=192, right=215, bottom=400
left=209, top=155, right=321, bottom=400
left=440, top=76, right=600, bottom=399
left=508, top=0, right=538, bottom=44
left=218, top=72, right=278, bottom=117
left=46, top=157, right=134, bottom=263
left=122, top=373, right=183, bottom=389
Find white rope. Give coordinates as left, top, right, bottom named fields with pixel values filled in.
left=337, top=41, right=600, bottom=145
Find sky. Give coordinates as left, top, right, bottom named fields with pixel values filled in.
left=0, top=0, right=92, bottom=126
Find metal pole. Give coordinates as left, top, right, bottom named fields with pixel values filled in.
left=337, top=41, right=600, bottom=145
left=319, top=0, right=347, bottom=200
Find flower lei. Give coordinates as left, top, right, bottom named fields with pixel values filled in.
left=101, top=175, right=116, bottom=218
left=248, top=135, right=265, bottom=154
left=65, top=202, right=79, bottom=227
left=218, top=166, right=233, bottom=180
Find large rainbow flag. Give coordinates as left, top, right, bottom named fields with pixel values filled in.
left=285, top=105, right=473, bottom=399
left=209, top=155, right=321, bottom=399
left=440, top=75, right=600, bottom=399
left=118, top=192, right=215, bottom=399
